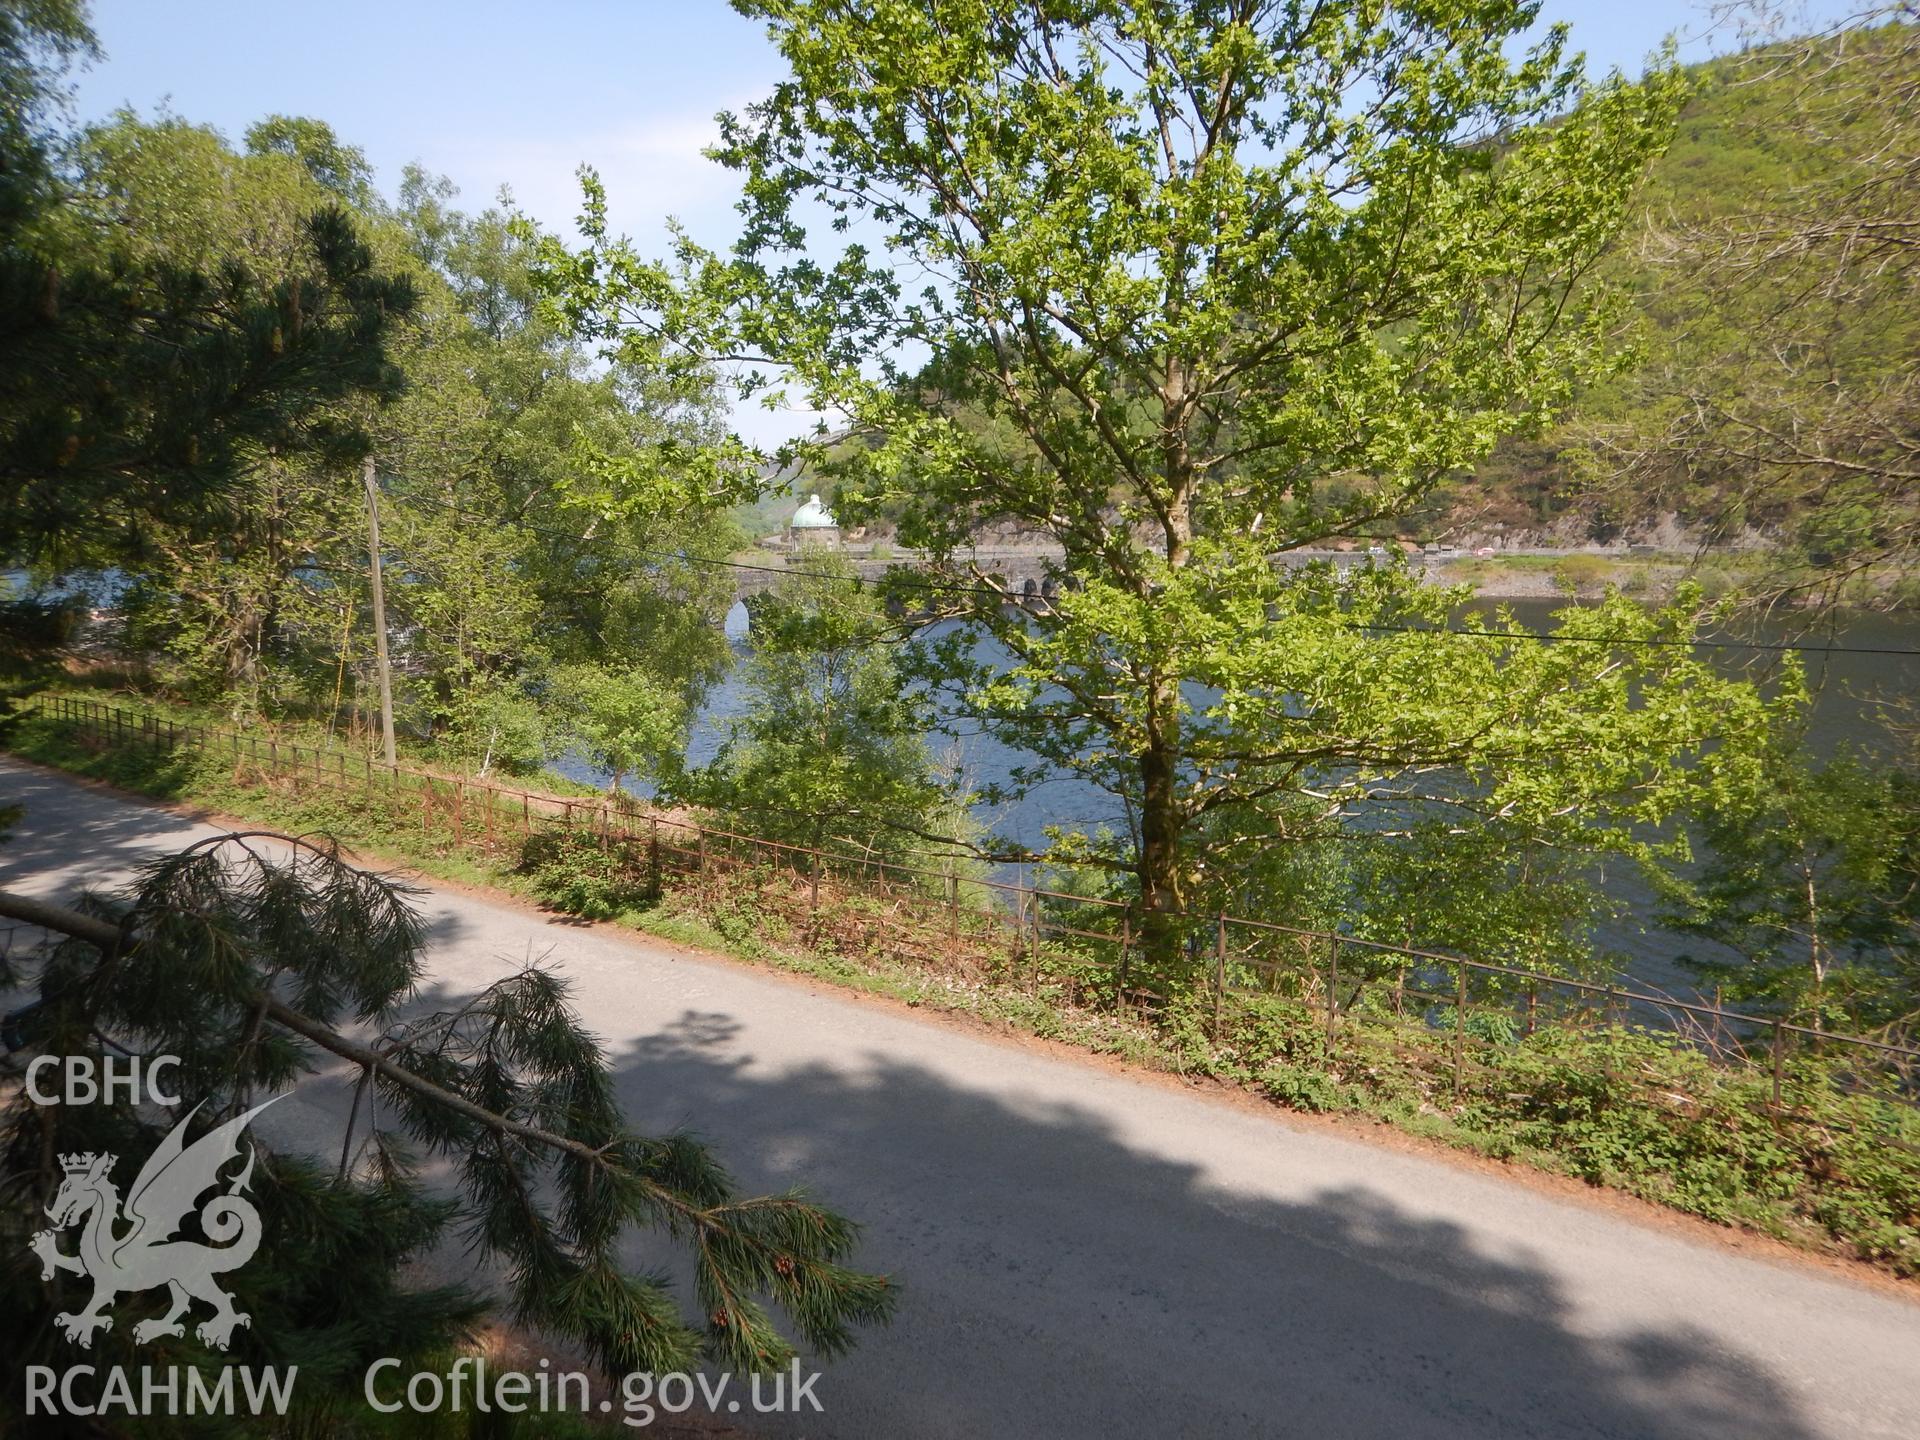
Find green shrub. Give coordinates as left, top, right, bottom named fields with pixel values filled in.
left=519, top=831, right=655, bottom=919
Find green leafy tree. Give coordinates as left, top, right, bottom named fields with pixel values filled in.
left=1661, top=740, right=1920, bottom=1030
left=677, top=556, right=959, bottom=861
left=13, top=104, right=738, bottom=737
left=1336, top=817, right=1629, bottom=1007
left=243, top=113, right=376, bottom=207
left=445, top=678, right=550, bottom=778
left=376, top=178, right=742, bottom=759
left=557, top=663, right=688, bottom=797
left=0, top=834, right=893, bottom=1432
left=7, top=111, right=421, bottom=713
left=531, top=2, right=1795, bottom=975
left=0, top=0, right=94, bottom=230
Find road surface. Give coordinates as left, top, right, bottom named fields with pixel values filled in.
left=3, top=756, right=1918, bottom=1440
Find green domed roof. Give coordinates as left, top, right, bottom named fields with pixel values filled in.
left=791, top=493, right=838, bottom=529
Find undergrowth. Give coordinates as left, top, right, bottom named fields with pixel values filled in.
left=8, top=700, right=1919, bottom=1279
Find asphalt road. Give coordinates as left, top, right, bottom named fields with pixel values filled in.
left=4, top=756, right=1919, bottom=1440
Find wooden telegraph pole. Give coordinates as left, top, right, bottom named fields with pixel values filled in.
left=363, top=459, right=397, bottom=768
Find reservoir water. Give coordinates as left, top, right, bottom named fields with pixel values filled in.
left=662, top=596, right=1920, bottom=994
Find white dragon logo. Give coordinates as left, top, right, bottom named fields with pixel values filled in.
left=28, top=1096, right=282, bottom=1350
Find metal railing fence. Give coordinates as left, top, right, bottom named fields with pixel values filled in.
left=34, top=693, right=1920, bottom=1127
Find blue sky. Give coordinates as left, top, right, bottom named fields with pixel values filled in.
left=72, top=0, right=1813, bottom=247
left=64, top=0, right=1842, bottom=444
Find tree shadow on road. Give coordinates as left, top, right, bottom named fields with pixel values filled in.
left=0, top=761, right=492, bottom=957
left=604, top=1007, right=1829, bottom=1440
left=0, top=760, right=210, bottom=895
left=0, top=773, right=1850, bottom=1440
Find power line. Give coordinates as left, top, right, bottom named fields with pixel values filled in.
left=1352, top=621, right=1920, bottom=657
left=393, top=485, right=1920, bottom=659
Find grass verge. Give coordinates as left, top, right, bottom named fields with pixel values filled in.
left=7, top=696, right=1919, bottom=1282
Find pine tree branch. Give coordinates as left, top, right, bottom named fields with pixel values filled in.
left=2, top=870, right=895, bottom=1370
left=0, top=888, right=692, bottom=1222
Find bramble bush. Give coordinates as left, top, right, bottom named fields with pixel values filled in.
left=1192, top=992, right=1920, bottom=1271
left=519, top=829, right=656, bottom=919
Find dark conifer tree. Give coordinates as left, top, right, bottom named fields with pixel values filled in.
left=0, top=832, right=893, bottom=1433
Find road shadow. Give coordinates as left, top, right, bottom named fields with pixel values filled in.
left=0, top=779, right=1852, bottom=1439
left=0, top=759, right=485, bottom=955
left=594, top=1007, right=1825, bottom=1440
left=0, top=759, right=215, bottom=895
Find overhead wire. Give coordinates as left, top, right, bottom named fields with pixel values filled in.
left=392, top=484, right=1920, bottom=660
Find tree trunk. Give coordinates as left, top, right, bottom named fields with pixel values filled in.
left=1136, top=689, right=1185, bottom=976
left=1135, top=354, right=1195, bottom=979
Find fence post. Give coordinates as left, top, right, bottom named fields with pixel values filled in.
left=1030, top=892, right=1044, bottom=990
left=1116, top=915, right=1132, bottom=1010
left=1771, top=1020, right=1786, bottom=1114
left=809, top=847, right=821, bottom=914
left=940, top=864, right=956, bottom=963
left=1454, top=962, right=1467, bottom=1102
left=1212, top=912, right=1227, bottom=1039
left=1325, top=936, right=1339, bottom=1049
left=649, top=815, right=661, bottom=893
left=1603, top=980, right=1619, bottom=1085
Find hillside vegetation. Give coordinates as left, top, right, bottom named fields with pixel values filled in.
left=1455, top=19, right=1918, bottom=584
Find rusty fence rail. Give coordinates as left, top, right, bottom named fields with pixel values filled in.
left=34, top=693, right=1920, bottom=1119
